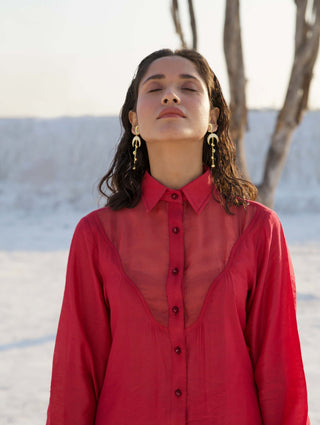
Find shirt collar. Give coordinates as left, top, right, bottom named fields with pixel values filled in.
left=141, top=168, right=213, bottom=214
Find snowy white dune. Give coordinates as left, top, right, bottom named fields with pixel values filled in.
left=0, top=111, right=319, bottom=424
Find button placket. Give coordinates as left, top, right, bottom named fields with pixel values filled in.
left=166, top=198, right=187, bottom=425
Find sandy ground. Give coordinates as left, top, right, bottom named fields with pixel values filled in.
left=0, top=240, right=319, bottom=425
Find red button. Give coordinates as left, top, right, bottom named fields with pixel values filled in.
left=172, top=227, right=180, bottom=234
left=174, top=346, right=181, bottom=354
left=172, top=306, right=179, bottom=314
left=171, top=193, right=178, bottom=200
left=172, top=267, right=179, bottom=275
left=175, top=388, right=182, bottom=397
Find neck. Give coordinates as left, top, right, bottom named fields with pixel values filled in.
left=146, top=140, right=203, bottom=189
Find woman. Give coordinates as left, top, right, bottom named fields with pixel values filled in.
left=46, top=49, right=309, bottom=425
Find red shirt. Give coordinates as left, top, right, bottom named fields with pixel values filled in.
left=46, top=169, right=309, bottom=425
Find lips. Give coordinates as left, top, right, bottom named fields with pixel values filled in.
left=157, top=108, right=185, bottom=119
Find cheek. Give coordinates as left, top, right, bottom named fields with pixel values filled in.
left=194, top=102, right=211, bottom=136
left=136, top=98, right=152, bottom=124
left=201, top=97, right=211, bottom=116
left=190, top=95, right=210, bottom=116
left=195, top=102, right=211, bottom=127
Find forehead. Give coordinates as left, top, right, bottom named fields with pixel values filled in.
left=142, top=56, right=204, bottom=82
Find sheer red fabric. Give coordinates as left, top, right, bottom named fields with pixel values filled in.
left=46, top=169, right=309, bottom=425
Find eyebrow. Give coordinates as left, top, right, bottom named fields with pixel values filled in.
left=142, top=73, right=199, bottom=86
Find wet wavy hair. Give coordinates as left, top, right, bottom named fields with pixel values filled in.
left=98, top=48, right=257, bottom=212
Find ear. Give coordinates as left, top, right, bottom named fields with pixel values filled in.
left=209, top=107, right=220, bottom=132
left=129, top=110, right=138, bottom=135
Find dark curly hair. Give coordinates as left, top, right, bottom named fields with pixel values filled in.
left=98, top=48, right=257, bottom=212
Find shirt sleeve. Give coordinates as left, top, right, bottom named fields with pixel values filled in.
left=245, top=210, right=309, bottom=425
left=46, top=216, right=112, bottom=425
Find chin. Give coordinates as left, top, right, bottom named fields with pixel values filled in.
left=147, top=128, right=201, bottom=143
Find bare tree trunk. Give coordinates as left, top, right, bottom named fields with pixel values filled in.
left=188, top=0, right=198, bottom=50
left=171, top=0, right=187, bottom=48
left=223, top=0, right=249, bottom=178
left=258, top=0, right=320, bottom=208
left=171, top=0, right=197, bottom=50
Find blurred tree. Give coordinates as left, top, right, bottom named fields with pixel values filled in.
left=171, top=0, right=197, bottom=50
left=258, top=0, right=320, bottom=207
left=170, top=0, right=320, bottom=208
left=223, top=0, right=249, bottom=178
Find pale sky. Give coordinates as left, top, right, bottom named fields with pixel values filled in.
left=1, top=0, right=320, bottom=117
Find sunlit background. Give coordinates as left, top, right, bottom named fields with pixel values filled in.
left=1, top=0, right=319, bottom=117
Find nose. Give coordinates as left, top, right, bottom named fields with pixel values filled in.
left=161, top=88, right=180, bottom=105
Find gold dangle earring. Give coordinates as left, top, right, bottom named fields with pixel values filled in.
left=132, top=125, right=141, bottom=170
left=207, top=123, right=219, bottom=168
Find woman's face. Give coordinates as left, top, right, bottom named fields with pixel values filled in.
left=129, top=56, right=219, bottom=145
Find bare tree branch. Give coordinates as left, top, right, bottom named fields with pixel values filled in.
left=171, top=0, right=187, bottom=48
left=258, top=0, right=320, bottom=207
left=223, top=0, right=249, bottom=178
left=188, top=0, right=198, bottom=50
